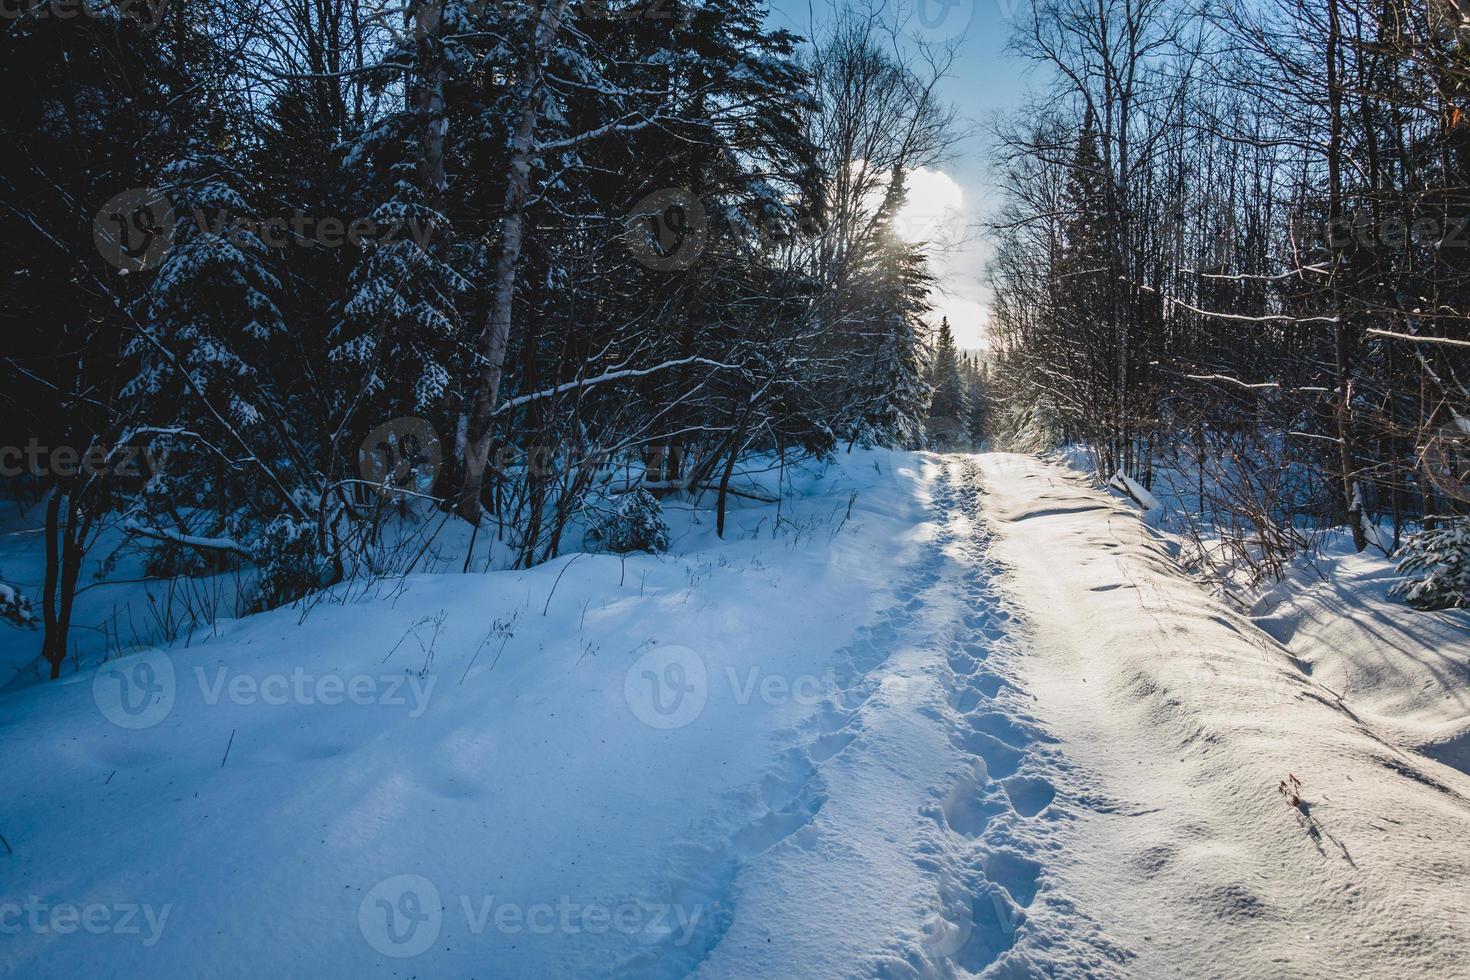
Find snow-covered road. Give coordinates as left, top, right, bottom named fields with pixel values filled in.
left=2, top=451, right=1468, bottom=978
left=681, top=456, right=1113, bottom=977
left=978, top=453, right=1470, bottom=979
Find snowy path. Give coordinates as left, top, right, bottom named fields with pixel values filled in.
left=976, top=454, right=1470, bottom=979
left=3, top=451, right=1469, bottom=978
left=658, top=457, right=1112, bottom=977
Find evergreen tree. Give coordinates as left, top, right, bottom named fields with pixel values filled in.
left=928, top=317, right=968, bottom=422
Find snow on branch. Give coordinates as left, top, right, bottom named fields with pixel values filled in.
left=123, top=520, right=249, bottom=557
left=1184, top=374, right=1329, bottom=393
left=493, top=356, right=741, bottom=416
left=1108, top=470, right=1162, bottom=514
left=1366, top=328, right=1470, bottom=350
left=1164, top=296, right=1339, bottom=325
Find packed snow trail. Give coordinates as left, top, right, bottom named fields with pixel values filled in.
left=975, top=453, right=1470, bottom=979
left=3, top=451, right=1469, bottom=978
left=631, top=457, right=1119, bottom=978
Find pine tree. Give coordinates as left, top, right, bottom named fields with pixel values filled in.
left=928, top=317, right=968, bottom=422
left=845, top=168, right=934, bottom=447
left=123, top=148, right=296, bottom=540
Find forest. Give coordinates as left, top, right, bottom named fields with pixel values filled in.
left=3, top=0, right=974, bottom=676
left=987, top=0, right=1470, bottom=595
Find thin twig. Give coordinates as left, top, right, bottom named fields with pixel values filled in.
left=542, top=553, right=585, bottom=616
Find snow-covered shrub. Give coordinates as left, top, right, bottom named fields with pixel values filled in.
left=1392, top=520, right=1470, bottom=610
left=991, top=396, right=1062, bottom=455
left=249, top=517, right=327, bottom=612
left=0, top=579, right=35, bottom=628
left=590, top=489, right=670, bottom=554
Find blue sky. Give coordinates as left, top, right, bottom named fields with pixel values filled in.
left=763, top=0, right=1038, bottom=348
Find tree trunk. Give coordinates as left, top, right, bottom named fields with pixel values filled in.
left=457, top=0, right=570, bottom=522
left=41, top=488, right=62, bottom=679
left=413, top=0, right=448, bottom=214
left=716, top=398, right=754, bottom=539
left=1326, top=0, right=1368, bottom=552
left=40, top=487, right=89, bottom=680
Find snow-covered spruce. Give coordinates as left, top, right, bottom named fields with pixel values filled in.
left=0, top=579, right=36, bottom=629
left=587, top=488, right=670, bottom=554
left=1392, top=519, right=1470, bottom=610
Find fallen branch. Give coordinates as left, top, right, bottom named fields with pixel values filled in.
left=123, top=520, right=250, bottom=557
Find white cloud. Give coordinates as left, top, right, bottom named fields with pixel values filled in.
left=846, top=162, right=992, bottom=348
left=894, top=167, right=966, bottom=244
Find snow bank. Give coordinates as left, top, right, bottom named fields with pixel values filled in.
left=1252, top=531, right=1470, bottom=776
left=978, top=453, right=1470, bottom=978
left=0, top=451, right=954, bottom=978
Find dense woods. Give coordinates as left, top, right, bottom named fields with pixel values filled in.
left=0, top=0, right=965, bottom=675
left=988, top=0, right=1470, bottom=582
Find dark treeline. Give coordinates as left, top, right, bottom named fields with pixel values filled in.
left=988, top=0, right=1470, bottom=578
left=1, top=0, right=963, bottom=676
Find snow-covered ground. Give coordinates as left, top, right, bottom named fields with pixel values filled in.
left=3, top=451, right=1469, bottom=978
left=979, top=454, right=1470, bottom=978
